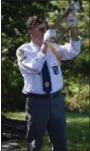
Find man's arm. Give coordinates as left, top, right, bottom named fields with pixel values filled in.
left=16, top=44, right=46, bottom=74
left=69, top=27, right=81, bottom=41
left=53, top=31, right=81, bottom=61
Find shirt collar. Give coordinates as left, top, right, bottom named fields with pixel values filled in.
left=30, top=41, right=40, bottom=51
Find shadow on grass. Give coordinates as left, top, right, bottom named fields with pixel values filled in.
left=2, top=112, right=89, bottom=151
left=17, top=112, right=89, bottom=151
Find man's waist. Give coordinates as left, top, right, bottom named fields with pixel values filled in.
left=27, top=90, right=60, bottom=98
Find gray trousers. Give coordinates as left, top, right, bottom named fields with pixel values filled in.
left=25, top=94, right=67, bottom=151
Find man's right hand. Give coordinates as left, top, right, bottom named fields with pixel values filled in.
left=43, top=29, right=56, bottom=44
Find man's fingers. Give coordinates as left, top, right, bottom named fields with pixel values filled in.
left=43, top=29, right=56, bottom=44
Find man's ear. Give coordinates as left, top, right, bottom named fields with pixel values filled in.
left=28, top=29, right=32, bottom=36
left=28, top=29, right=31, bottom=33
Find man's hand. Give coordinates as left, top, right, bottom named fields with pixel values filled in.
left=43, top=29, right=56, bottom=44
left=66, top=13, right=76, bottom=27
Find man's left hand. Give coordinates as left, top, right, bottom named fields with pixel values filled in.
left=66, top=13, right=76, bottom=27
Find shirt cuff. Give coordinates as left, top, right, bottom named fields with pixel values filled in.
left=70, top=39, right=81, bottom=53
left=70, top=36, right=82, bottom=42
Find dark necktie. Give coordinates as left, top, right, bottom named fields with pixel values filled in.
left=42, top=61, right=52, bottom=94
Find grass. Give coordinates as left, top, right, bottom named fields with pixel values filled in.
left=3, top=111, right=89, bottom=151
left=3, top=112, right=26, bottom=121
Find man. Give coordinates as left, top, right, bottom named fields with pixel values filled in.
left=16, top=13, right=81, bottom=151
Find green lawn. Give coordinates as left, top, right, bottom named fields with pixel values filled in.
left=3, top=112, right=89, bottom=151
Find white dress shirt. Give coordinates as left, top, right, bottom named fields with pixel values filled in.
left=16, top=40, right=81, bottom=94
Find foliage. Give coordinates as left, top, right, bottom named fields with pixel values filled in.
left=1, top=0, right=89, bottom=111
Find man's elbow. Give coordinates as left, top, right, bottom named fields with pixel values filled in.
left=76, top=47, right=81, bottom=55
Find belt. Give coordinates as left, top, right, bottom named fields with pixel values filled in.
left=27, top=90, right=60, bottom=98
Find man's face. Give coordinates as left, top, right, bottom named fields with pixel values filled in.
left=29, top=23, right=46, bottom=45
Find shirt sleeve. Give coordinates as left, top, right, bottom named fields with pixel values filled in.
left=54, top=39, right=81, bottom=61
left=16, top=47, right=46, bottom=74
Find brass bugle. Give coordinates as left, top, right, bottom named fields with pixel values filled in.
left=55, top=7, right=72, bottom=29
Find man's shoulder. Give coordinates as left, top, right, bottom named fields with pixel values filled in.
left=16, top=42, right=32, bottom=55
left=16, top=42, right=30, bottom=51
left=16, top=42, right=31, bottom=59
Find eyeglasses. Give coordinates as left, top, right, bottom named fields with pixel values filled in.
left=38, top=27, right=45, bottom=33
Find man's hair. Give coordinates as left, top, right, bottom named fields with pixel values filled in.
left=26, top=14, right=45, bottom=29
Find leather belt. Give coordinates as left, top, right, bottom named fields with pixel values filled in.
left=27, top=90, right=60, bottom=98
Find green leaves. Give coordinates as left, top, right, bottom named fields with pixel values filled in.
left=68, top=83, right=80, bottom=93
